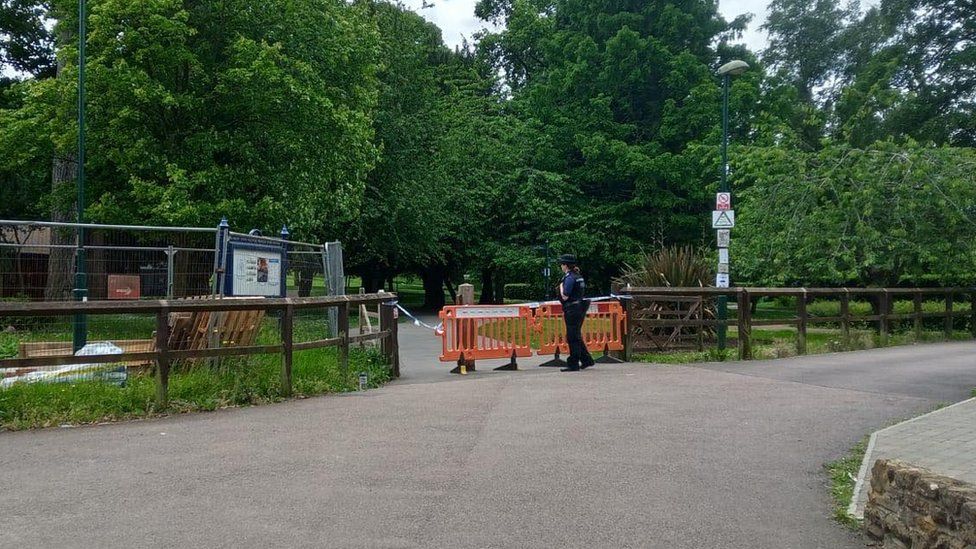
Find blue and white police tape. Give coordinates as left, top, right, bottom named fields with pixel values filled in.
left=391, top=294, right=631, bottom=335
left=391, top=301, right=444, bottom=334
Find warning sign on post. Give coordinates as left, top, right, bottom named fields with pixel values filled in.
left=716, top=192, right=731, bottom=210
left=712, top=210, right=735, bottom=228
left=716, top=274, right=730, bottom=288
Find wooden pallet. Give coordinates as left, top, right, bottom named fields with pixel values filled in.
left=11, top=296, right=266, bottom=374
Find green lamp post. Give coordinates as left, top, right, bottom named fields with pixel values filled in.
left=715, top=59, right=748, bottom=351
left=73, top=0, right=89, bottom=352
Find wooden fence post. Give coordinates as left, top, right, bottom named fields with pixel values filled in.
left=338, top=302, right=350, bottom=374
left=280, top=304, right=293, bottom=397
left=380, top=302, right=399, bottom=376
left=944, top=291, right=953, bottom=340
left=877, top=291, right=889, bottom=346
left=970, top=290, right=976, bottom=339
left=621, top=297, right=632, bottom=362
left=796, top=289, right=807, bottom=355
left=737, top=289, right=752, bottom=360
left=155, top=310, right=170, bottom=407
left=840, top=289, right=850, bottom=342
left=914, top=291, right=923, bottom=341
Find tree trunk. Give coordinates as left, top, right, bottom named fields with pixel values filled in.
left=420, top=266, right=445, bottom=310
left=493, top=272, right=505, bottom=305
left=45, top=32, right=77, bottom=302
left=45, top=157, right=76, bottom=301
left=359, top=265, right=381, bottom=293
left=444, top=274, right=457, bottom=304
left=479, top=267, right=494, bottom=304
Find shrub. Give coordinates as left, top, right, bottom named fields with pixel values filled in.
left=504, top=283, right=535, bottom=301
left=614, top=245, right=713, bottom=288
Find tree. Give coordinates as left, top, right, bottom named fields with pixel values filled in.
left=475, top=0, right=760, bottom=292
left=345, top=1, right=451, bottom=294
left=761, top=0, right=859, bottom=105
left=835, top=0, right=976, bottom=146
left=0, top=0, right=55, bottom=79
left=733, top=141, right=976, bottom=288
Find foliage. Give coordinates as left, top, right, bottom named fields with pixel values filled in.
left=1, top=0, right=974, bottom=298
left=1, top=0, right=381, bottom=237
left=615, top=245, right=713, bottom=288
left=0, top=347, right=391, bottom=430
left=825, top=437, right=867, bottom=529
left=733, top=141, right=976, bottom=287
left=474, top=0, right=762, bottom=292
left=0, top=0, right=55, bottom=78
left=502, top=283, right=534, bottom=301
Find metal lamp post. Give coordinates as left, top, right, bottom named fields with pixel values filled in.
left=72, top=0, right=89, bottom=352
left=714, top=60, right=748, bottom=351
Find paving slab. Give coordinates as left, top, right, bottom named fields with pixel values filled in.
left=849, top=397, right=976, bottom=518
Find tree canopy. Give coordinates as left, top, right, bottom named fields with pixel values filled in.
left=1, top=0, right=973, bottom=304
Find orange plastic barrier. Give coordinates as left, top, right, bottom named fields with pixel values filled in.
left=438, top=305, right=535, bottom=363
left=536, top=301, right=627, bottom=356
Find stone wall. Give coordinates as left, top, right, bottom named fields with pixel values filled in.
left=864, top=459, right=976, bottom=549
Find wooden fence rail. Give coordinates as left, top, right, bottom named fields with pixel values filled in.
left=0, top=293, right=400, bottom=404
left=619, top=287, right=976, bottom=361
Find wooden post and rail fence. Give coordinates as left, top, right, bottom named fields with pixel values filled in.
left=0, top=293, right=400, bottom=404
left=618, top=287, right=976, bottom=361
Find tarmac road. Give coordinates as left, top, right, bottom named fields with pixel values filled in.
left=2, top=326, right=973, bottom=548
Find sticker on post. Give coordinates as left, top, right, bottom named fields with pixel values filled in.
left=712, top=210, right=735, bottom=229
left=716, top=192, right=731, bottom=211
left=718, top=248, right=729, bottom=264
left=716, top=229, right=730, bottom=247
left=717, top=263, right=729, bottom=274
left=716, top=274, right=730, bottom=288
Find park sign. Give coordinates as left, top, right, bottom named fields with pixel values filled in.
left=712, top=210, right=735, bottom=229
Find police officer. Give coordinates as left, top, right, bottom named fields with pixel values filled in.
left=556, top=254, right=594, bottom=372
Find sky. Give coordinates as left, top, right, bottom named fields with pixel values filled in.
left=401, top=0, right=779, bottom=52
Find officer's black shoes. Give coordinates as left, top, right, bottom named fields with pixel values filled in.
left=580, top=362, right=595, bottom=369
left=560, top=366, right=581, bottom=372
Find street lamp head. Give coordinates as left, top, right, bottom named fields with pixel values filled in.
left=717, top=60, right=749, bottom=77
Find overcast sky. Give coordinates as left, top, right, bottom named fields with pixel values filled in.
left=401, top=0, right=778, bottom=52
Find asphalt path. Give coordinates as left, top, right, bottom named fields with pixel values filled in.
left=2, top=321, right=973, bottom=548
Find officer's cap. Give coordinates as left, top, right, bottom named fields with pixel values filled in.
left=558, top=254, right=577, bottom=265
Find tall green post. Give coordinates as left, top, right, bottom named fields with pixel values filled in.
left=73, top=0, right=89, bottom=352
left=716, top=73, right=730, bottom=350
left=714, top=60, right=748, bottom=352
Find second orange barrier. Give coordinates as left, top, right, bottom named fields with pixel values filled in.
left=536, top=301, right=627, bottom=356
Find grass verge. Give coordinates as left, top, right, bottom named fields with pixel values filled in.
left=825, top=437, right=868, bottom=530
left=0, top=347, right=391, bottom=431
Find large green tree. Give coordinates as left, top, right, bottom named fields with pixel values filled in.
left=1, top=0, right=380, bottom=239
left=733, top=141, right=976, bottom=287
left=476, top=0, right=758, bottom=291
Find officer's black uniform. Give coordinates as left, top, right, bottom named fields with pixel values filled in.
left=557, top=255, right=594, bottom=371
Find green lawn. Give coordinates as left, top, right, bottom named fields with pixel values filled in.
left=0, top=308, right=392, bottom=430
left=634, top=326, right=973, bottom=364
left=752, top=297, right=971, bottom=324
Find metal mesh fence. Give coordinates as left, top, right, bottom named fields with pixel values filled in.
left=0, top=221, right=218, bottom=302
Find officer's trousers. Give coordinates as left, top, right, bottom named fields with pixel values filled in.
left=563, top=302, right=594, bottom=368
